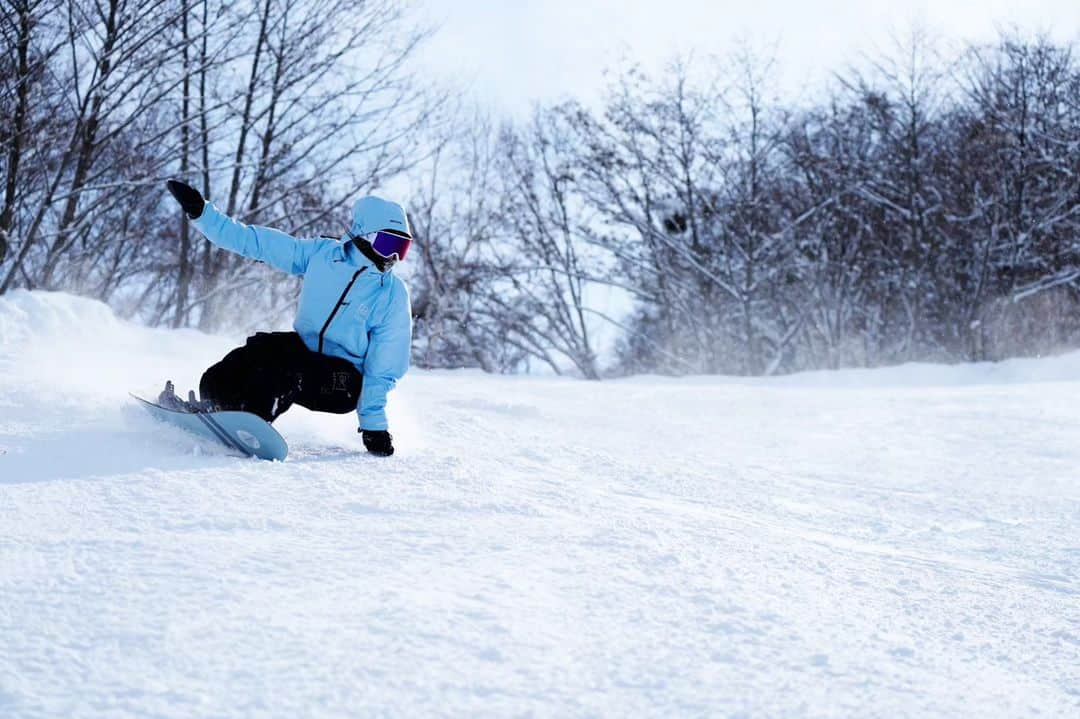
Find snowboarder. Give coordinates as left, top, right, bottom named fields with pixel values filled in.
left=162, top=179, right=413, bottom=457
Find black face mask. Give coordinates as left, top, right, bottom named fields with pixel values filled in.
left=350, top=234, right=396, bottom=273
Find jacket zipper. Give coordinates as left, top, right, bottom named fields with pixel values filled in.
left=318, top=266, right=367, bottom=353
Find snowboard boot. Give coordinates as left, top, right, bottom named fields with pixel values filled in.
left=157, top=381, right=217, bottom=413
left=157, top=381, right=189, bottom=411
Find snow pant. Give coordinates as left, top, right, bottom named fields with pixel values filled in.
left=199, top=332, right=362, bottom=423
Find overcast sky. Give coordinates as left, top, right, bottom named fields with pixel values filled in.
left=413, top=0, right=1080, bottom=115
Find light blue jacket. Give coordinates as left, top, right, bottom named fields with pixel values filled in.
left=192, top=202, right=411, bottom=430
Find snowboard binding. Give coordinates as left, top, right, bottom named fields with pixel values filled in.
left=157, top=380, right=217, bottom=413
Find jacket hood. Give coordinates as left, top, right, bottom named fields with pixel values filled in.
left=350, top=195, right=411, bottom=238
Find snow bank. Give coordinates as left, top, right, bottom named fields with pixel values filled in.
left=620, top=350, right=1080, bottom=389
left=1, top=291, right=1078, bottom=718
left=764, top=351, right=1080, bottom=388
left=0, top=289, right=236, bottom=405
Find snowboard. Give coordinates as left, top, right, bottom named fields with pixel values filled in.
left=131, top=393, right=289, bottom=461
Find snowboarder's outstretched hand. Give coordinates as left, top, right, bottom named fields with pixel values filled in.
left=361, top=429, right=394, bottom=457
left=166, top=179, right=205, bottom=219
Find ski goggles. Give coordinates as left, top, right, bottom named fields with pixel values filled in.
left=366, top=230, right=412, bottom=261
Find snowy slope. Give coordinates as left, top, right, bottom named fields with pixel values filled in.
left=1, top=290, right=1078, bottom=718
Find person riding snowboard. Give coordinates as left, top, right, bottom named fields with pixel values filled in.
left=162, top=179, right=413, bottom=457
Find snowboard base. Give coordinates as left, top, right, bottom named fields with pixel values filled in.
left=131, top=394, right=289, bottom=461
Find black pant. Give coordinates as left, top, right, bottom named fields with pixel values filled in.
left=200, top=332, right=362, bottom=423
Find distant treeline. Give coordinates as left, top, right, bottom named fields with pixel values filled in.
left=3, top=3, right=1079, bottom=376
left=409, top=31, right=1080, bottom=376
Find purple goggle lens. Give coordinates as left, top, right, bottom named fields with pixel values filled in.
left=369, top=230, right=412, bottom=261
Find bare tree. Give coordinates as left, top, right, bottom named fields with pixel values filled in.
left=407, top=113, right=516, bottom=372
left=0, top=0, right=65, bottom=278
left=564, top=61, right=732, bottom=373
left=0, top=0, right=437, bottom=339
left=192, top=0, right=436, bottom=330
left=953, top=36, right=1080, bottom=359
left=492, top=112, right=602, bottom=377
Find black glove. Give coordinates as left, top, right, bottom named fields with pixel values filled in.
left=360, top=429, right=394, bottom=456
left=166, top=179, right=205, bottom=219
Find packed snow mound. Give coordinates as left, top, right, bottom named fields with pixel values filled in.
left=755, top=351, right=1080, bottom=388
left=1, top=291, right=1078, bottom=718
left=0, top=289, right=122, bottom=345
left=0, top=290, right=236, bottom=404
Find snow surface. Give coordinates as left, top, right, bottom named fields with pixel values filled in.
left=1, top=290, right=1078, bottom=718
